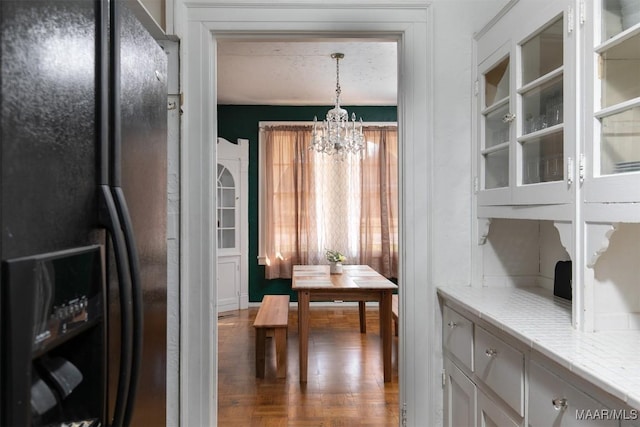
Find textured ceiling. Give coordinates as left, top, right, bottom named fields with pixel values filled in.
left=216, top=39, right=398, bottom=106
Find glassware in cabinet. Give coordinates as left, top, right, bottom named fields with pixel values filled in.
left=517, top=17, right=566, bottom=187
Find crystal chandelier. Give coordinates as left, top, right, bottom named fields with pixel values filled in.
left=311, top=53, right=365, bottom=159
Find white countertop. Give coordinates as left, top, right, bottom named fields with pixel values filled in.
left=437, top=286, right=640, bottom=409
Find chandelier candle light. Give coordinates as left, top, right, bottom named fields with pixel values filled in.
left=311, top=53, right=365, bottom=159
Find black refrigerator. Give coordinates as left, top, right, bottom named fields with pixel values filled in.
left=0, top=0, right=168, bottom=426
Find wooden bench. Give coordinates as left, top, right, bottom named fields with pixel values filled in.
left=392, top=294, right=399, bottom=336
left=253, top=295, right=290, bottom=378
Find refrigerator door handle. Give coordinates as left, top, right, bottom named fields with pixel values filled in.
left=111, top=186, right=143, bottom=427
left=99, top=185, right=133, bottom=427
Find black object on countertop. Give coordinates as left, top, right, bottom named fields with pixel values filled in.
left=553, top=260, right=572, bottom=300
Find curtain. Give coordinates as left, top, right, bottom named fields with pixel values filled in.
left=263, top=124, right=398, bottom=279
left=358, top=127, right=398, bottom=278
left=263, top=126, right=318, bottom=279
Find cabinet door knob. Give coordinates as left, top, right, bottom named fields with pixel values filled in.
left=502, top=113, right=516, bottom=123
left=552, top=397, right=568, bottom=411
left=447, top=321, right=457, bottom=328
left=485, top=348, right=498, bottom=357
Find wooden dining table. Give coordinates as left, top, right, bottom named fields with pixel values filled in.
left=292, top=264, right=398, bottom=383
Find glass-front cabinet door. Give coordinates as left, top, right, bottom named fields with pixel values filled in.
left=476, top=0, right=575, bottom=206
left=217, top=164, right=237, bottom=251
left=478, top=44, right=512, bottom=206
left=584, top=0, right=640, bottom=202
left=513, top=5, right=575, bottom=205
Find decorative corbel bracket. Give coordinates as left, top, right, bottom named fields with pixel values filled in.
left=553, top=221, right=574, bottom=261
left=585, top=222, right=619, bottom=268
left=478, top=218, right=492, bottom=245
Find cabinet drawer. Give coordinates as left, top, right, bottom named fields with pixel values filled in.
left=474, top=326, right=524, bottom=416
left=443, top=306, right=473, bottom=371
left=529, top=361, right=618, bottom=427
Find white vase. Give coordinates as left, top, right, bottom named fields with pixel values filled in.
left=330, top=262, right=343, bottom=274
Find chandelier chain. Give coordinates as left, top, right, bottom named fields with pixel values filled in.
left=335, top=55, right=341, bottom=101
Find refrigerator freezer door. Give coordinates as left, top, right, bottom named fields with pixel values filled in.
left=0, top=0, right=103, bottom=260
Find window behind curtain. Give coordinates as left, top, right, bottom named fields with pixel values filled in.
left=260, top=123, right=398, bottom=279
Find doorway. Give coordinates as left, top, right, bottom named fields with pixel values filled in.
left=178, top=4, right=433, bottom=426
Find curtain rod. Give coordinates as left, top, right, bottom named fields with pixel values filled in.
left=258, top=121, right=397, bottom=129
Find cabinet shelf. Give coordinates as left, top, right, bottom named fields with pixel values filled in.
left=517, top=66, right=563, bottom=95
left=517, top=122, right=562, bottom=142
left=481, top=96, right=509, bottom=115
left=597, top=21, right=640, bottom=53
left=481, top=141, right=509, bottom=155
left=595, top=96, right=640, bottom=119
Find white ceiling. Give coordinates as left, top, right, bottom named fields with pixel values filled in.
left=216, top=40, right=398, bottom=106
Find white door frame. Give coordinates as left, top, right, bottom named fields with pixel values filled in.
left=178, top=2, right=434, bottom=426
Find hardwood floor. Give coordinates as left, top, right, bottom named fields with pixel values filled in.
left=218, top=305, right=400, bottom=426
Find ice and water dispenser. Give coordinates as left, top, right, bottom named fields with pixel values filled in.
left=1, top=245, right=106, bottom=426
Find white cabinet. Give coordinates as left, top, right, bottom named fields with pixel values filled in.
left=475, top=0, right=640, bottom=336
left=441, top=303, right=634, bottom=427
left=528, top=360, right=618, bottom=427
left=476, top=0, right=576, bottom=206
left=216, top=137, right=249, bottom=312
left=444, top=358, right=476, bottom=427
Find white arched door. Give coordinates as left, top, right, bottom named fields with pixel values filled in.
left=216, top=137, right=248, bottom=312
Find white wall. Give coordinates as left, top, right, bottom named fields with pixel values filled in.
left=431, top=0, right=510, bottom=288
left=429, top=1, right=511, bottom=423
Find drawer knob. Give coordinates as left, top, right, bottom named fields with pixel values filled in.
left=447, top=321, right=457, bottom=328
left=485, top=348, right=498, bottom=357
left=552, top=397, right=568, bottom=411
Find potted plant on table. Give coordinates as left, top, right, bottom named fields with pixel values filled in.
left=325, top=249, right=346, bottom=274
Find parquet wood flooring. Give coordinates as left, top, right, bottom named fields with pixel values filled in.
left=218, top=305, right=400, bottom=426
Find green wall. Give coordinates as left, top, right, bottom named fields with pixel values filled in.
left=217, top=105, right=397, bottom=302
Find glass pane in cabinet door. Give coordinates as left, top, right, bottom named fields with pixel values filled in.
left=602, top=0, right=640, bottom=40
left=485, top=104, right=511, bottom=148
left=219, top=167, right=235, bottom=187
left=600, top=33, right=640, bottom=108
left=522, top=18, right=563, bottom=85
left=600, top=107, right=640, bottom=175
left=485, top=57, right=509, bottom=107
left=221, top=208, right=235, bottom=228
left=522, top=77, right=563, bottom=135
left=219, top=229, right=235, bottom=249
left=484, top=148, right=509, bottom=189
left=521, top=131, right=563, bottom=184
left=221, top=188, right=235, bottom=208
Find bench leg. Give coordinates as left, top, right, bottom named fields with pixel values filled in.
left=358, top=301, right=366, bottom=333
left=274, top=327, right=287, bottom=379
left=255, top=328, right=266, bottom=378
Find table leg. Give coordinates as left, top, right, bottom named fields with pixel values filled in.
left=298, top=290, right=310, bottom=383
left=358, top=301, right=367, bottom=333
left=379, top=290, right=392, bottom=382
